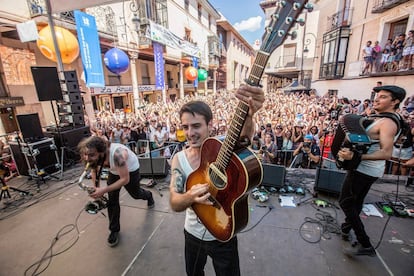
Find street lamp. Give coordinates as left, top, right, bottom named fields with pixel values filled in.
left=300, top=32, right=317, bottom=87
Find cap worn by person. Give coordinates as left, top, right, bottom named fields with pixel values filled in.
left=373, top=85, right=406, bottom=102
left=304, top=134, right=314, bottom=140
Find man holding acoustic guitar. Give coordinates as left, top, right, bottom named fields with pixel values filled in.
left=169, top=84, right=264, bottom=276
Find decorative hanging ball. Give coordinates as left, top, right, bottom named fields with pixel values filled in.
left=104, top=48, right=130, bottom=75
left=197, top=69, right=208, bottom=81
left=185, top=66, right=198, bottom=81
left=36, top=25, right=79, bottom=64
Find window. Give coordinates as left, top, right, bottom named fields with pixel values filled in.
left=140, top=63, right=151, bottom=84
left=319, top=27, right=350, bottom=79
left=143, top=0, right=168, bottom=28
left=185, top=0, right=189, bottom=11
left=198, top=3, right=202, bottom=21
left=154, top=0, right=168, bottom=27
left=208, top=14, right=211, bottom=30
left=283, top=44, right=297, bottom=67
left=389, top=18, right=408, bottom=40
left=184, top=28, right=192, bottom=42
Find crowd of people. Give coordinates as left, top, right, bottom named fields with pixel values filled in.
left=361, top=30, right=414, bottom=75
left=3, top=83, right=411, bottom=268
left=89, top=85, right=414, bottom=173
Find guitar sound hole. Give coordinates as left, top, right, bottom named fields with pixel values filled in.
left=209, top=166, right=226, bottom=189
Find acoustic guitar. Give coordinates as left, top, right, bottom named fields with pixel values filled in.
left=186, top=0, right=313, bottom=242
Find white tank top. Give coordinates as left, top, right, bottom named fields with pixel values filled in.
left=357, top=118, right=399, bottom=177
left=177, top=151, right=216, bottom=241
left=109, top=143, right=139, bottom=175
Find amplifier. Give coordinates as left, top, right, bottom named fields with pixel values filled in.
left=261, top=163, right=286, bottom=188
left=314, top=168, right=348, bottom=196
left=138, top=157, right=168, bottom=177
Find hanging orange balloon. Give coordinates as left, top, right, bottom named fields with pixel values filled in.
left=37, top=25, right=80, bottom=64
left=185, top=66, right=198, bottom=81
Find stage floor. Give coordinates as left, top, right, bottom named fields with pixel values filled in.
left=0, top=165, right=413, bottom=276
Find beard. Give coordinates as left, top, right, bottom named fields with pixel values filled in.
left=88, top=155, right=105, bottom=169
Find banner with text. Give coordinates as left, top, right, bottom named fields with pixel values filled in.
left=153, top=42, right=165, bottom=90
left=149, top=21, right=200, bottom=57
left=74, top=10, right=105, bottom=87
left=192, top=56, right=198, bottom=88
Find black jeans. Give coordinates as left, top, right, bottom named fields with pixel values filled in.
left=339, top=170, right=377, bottom=248
left=107, top=169, right=152, bottom=232
left=184, top=230, right=240, bottom=276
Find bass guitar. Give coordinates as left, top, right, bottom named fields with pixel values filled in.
left=186, top=0, right=313, bottom=242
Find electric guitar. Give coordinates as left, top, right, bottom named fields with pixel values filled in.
left=185, top=0, right=312, bottom=242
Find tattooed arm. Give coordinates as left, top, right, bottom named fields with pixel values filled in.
left=169, top=153, right=212, bottom=212
left=90, top=147, right=130, bottom=199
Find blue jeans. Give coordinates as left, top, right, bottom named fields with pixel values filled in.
left=184, top=230, right=240, bottom=276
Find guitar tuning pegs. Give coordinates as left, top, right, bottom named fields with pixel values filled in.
left=286, top=17, right=305, bottom=27
left=296, top=18, right=305, bottom=27
left=277, top=30, right=297, bottom=40
left=271, top=13, right=279, bottom=21
left=305, top=3, right=314, bottom=12
left=293, top=2, right=301, bottom=10
left=279, top=0, right=287, bottom=7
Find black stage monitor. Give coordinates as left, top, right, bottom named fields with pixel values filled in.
left=16, top=113, right=44, bottom=142
left=31, top=66, right=63, bottom=101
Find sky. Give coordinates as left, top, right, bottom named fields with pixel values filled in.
left=209, top=0, right=265, bottom=47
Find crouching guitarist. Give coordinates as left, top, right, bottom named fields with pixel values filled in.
left=337, top=85, right=406, bottom=257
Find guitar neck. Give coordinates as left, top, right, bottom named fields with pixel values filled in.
left=216, top=51, right=270, bottom=171
left=245, top=51, right=271, bottom=87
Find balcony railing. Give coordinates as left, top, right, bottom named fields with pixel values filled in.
left=27, top=0, right=116, bottom=34
left=326, top=7, right=353, bottom=32
left=372, top=0, right=410, bottom=13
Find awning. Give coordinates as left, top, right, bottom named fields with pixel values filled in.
left=281, top=79, right=309, bottom=92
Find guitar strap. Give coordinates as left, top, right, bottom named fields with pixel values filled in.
left=95, top=153, right=106, bottom=188
left=332, top=112, right=405, bottom=170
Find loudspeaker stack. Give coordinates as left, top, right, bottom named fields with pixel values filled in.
left=58, top=71, right=85, bottom=127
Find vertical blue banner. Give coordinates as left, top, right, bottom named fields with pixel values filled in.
left=74, top=10, right=105, bottom=87
left=192, top=56, right=198, bottom=88
left=153, top=42, right=165, bottom=90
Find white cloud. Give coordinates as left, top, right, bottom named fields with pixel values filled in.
left=234, top=16, right=262, bottom=32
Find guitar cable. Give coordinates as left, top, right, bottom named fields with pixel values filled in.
left=240, top=204, right=273, bottom=234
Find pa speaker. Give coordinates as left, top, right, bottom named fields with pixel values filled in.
left=261, top=163, right=286, bottom=188
left=52, top=126, right=90, bottom=149
left=138, top=157, right=168, bottom=177
left=31, top=66, right=63, bottom=101
left=314, top=168, right=348, bottom=196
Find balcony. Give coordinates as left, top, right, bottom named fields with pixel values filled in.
left=27, top=0, right=116, bottom=34
left=326, top=7, right=353, bottom=32
left=372, top=0, right=410, bottom=13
